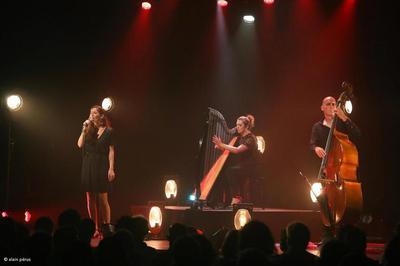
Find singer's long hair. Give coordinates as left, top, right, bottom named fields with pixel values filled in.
left=85, top=105, right=112, bottom=142
left=90, top=105, right=111, bottom=128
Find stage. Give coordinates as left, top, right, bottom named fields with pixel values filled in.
left=132, top=204, right=329, bottom=242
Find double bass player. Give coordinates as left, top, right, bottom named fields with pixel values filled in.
left=310, top=95, right=361, bottom=241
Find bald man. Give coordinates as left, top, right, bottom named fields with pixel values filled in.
left=310, top=96, right=361, bottom=159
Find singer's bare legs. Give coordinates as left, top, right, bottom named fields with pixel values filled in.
left=86, top=192, right=99, bottom=232
left=86, top=192, right=111, bottom=231
left=99, top=193, right=111, bottom=224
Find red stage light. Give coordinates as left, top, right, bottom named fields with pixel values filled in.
left=217, top=0, right=228, bottom=7
left=142, top=2, right=151, bottom=10
left=1, top=211, right=8, bottom=217
left=264, top=0, right=274, bottom=4
left=24, top=211, right=32, bottom=223
left=196, top=229, right=204, bottom=235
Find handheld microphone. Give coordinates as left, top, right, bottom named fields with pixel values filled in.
left=83, top=120, right=91, bottom=127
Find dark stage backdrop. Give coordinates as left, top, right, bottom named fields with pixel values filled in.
left=0, top=0, right=399, bottom=226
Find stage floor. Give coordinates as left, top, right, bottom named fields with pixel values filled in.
left=132, top=204, right=325, bottom=242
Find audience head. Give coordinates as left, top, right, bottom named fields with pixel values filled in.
left=34, top=216, right=54, bottom=235
left=168, top=223, right=187, bottom=247
left=171, top=235, right=201, bottom=266
left=319, top=239, right=348, bottom=266
left=131, top=215, right=149, bottom=241
left=239, top=220, right=276, bottom=255
left=57, top=208, right=81, bottom=229
left=115, top=215, right=149, bottom=242
left=192, top=234, right=217, bottom=266
left=221, top=229, right=239, bottom=260
left=116, top=215, right=135, bottom=232
left=337, top=224, right=367, bottom=254
left=286, top=222, right=311, bottom=250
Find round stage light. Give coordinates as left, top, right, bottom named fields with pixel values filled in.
left=344, top=100, right=353, bottom=114
left=234, top=208, right=252, bottom=230
left=1, top=211, right=8, bottom=218
left=264, top=0, right=274, bottom=4
left=101, top=97, right=114, bottom=111
left=149, top=206, right=162, bottom=234
left=6, top=94, right=23, bottom=111
left=142, top=2, right=151, bottom=10
left=310, top=182, right=323, bottom=203
left=165, top=179, right=178, bottom=199
left=243, top=15, right=255, bottom=23
left=217, top=0, right=228, bottom=7
left=256, top=136, right=266, bottom=154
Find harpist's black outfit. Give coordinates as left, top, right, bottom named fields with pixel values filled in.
left=225, top=133, right=258, bottom=202
left=81, top=128, right=114, bottom=193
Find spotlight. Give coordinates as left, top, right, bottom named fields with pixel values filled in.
left=1, top=211, right=8, bottom=217
left=24, top=210, right=32, bottom=223
left=6, top=94, right=23, bottom=111
left=256, top=136, right=266, bottom=154
left=165, top=179, right=178, bottom=200
left=344, top=100, right=353, bottom=114
left=101, top=97, right=114, bottom=111
left=217, top=0, right=228, bottom=7
left=264, top=0, right=274, bottom=4
left=243, top=15, right=255, bottom=23
left=310, top=182, right=323, bottom=203
left=233, top=203, right=253, bottom=230
left=142, top=2, right=151, bottom=10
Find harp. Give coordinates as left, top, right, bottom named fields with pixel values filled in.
left=198, top=108, right=237, bottom=201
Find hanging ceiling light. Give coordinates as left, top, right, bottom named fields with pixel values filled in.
left=243, top=15, right=255, bottom=23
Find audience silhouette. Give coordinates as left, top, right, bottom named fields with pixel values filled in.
left=0, top=208, right=394, bottom=266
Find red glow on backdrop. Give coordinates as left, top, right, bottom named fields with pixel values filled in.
left=24, top=211, right=32, bottom=223
left=141, top=2, right=151, bottom=10
left=264, top=0, right=274, bottom=5
left=217, top=0, right=228, bottom=7
left=1, top=211, right=7, bottom=217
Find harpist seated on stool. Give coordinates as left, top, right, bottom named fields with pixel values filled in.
left=213, top=114, right=258, bottom=205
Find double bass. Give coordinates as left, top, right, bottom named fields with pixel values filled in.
left=316, top=83, right=363, bottom=228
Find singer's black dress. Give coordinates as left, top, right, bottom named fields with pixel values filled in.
left=81, top=128, right=114, bottom=193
